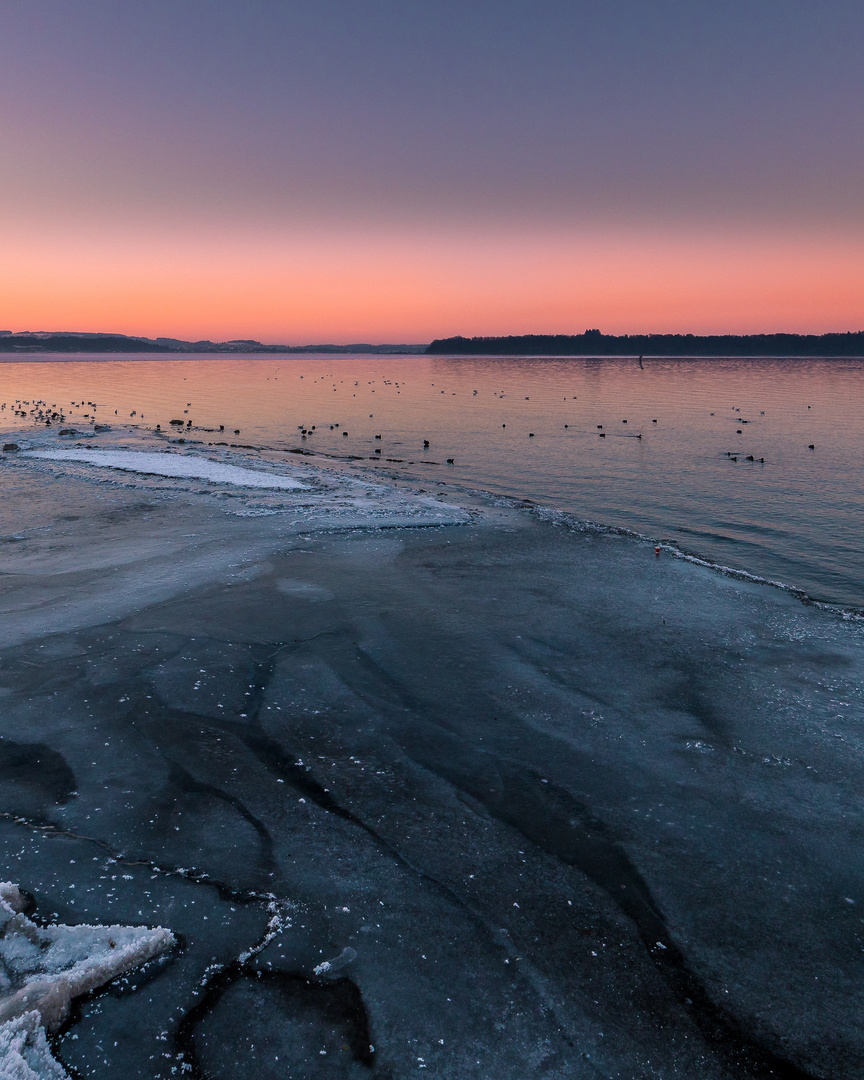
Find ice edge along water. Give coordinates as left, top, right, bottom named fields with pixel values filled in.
left=0, top=882, right=175, bottom=1080
left=23, top=449, right=308, bottom=490
left=20, top=440, right=863, bottom=618
left=16, top=437, right=862, bottom=618
left=519, top=499, right=864, bottom=622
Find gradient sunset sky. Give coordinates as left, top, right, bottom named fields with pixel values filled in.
left=1, top=1, right=862, bottom=342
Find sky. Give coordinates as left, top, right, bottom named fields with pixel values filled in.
left=0, top=0, right=862, bottom=342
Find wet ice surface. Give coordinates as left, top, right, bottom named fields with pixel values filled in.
left=1, top=434, right=863, bottom=1078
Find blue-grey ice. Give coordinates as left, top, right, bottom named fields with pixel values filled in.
left=1, top=437, right=863, bottom=1079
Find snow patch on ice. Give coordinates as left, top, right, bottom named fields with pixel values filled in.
left=0, top=1011, right=68, bottom=1080
left=0, top=882, right=175, bottom=1079
left=23, top=449, right=307, bottom=490
left=313, top=946, right=357, bottom=976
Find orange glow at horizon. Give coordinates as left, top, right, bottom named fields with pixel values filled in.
left=2, top=224, right=862, bottom=343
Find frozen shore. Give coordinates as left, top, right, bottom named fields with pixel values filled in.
left=0, top=431, right=863, bottom=1078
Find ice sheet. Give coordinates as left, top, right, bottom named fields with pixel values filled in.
left=4, top=440, right=864, bottom=1077
left=23, top=449, right=307, bottom=490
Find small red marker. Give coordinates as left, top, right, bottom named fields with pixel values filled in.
left=654, top=546, right=661, bottom=556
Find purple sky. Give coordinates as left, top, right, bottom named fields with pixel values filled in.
left=1, top=1, right=862, bottom=340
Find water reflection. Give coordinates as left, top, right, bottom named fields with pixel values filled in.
left=2, top=353, right=862, bottom=607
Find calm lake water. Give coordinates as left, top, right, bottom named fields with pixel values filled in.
left=3, top=353, right=863, bottom=609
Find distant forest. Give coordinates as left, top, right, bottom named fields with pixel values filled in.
left=426, top=331, right=864, bottom=357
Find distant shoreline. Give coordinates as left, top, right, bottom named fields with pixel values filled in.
left=426, top=331, right=864, bottom=357
left=0, top=332, right=427, bottom=355
left=0, top=352, right=423, bottom=362
left=4, top=329, right=864, bottom=358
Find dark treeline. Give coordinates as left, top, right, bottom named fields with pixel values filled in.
left=426, top=330, right=864, bottom=357
left=6, top=329, right=864, bottom=357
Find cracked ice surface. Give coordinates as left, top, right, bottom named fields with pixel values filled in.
left=1, top=439, right=863, bottom=1078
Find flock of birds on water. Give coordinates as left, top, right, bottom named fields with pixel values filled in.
left=1, top=370, right=819, bottom=468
